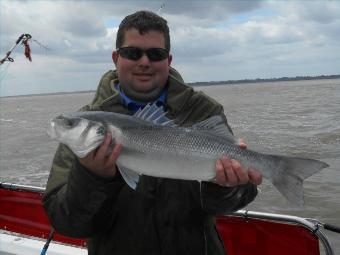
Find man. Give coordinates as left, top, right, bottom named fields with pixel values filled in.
left=43, top=10, right=262, bottom=255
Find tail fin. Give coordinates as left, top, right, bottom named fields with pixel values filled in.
left=271, top=156, right=329, bottom=207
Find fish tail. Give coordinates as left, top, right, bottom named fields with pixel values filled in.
left=271, top=156, right=329, bottom=207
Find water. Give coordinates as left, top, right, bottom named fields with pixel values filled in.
left=1, top=79, right=339, bottom=252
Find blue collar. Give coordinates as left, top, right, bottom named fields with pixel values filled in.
left=116, top=83, right=167, bottom=113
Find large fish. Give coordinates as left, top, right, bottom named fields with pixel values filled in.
left=47, top=104, right=329, bottom=206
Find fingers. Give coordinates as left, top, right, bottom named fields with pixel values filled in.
left=96, top=133, right=122, bottom=169
left=215, top=159, right=227, bottom=185
left=215, top=157, right=243, bottom=186
left=248, top=168, right=263, bottom=185
left=78, top=132, right=122, bottom=179
left=95, top=132, right=112, bottom=161
left=223, top=158, right=239, bottom=186
left=215, top=156, right=262, bottom=187
left=107, top=143, right=122, bottom=166
left=238, top=138, right=248, bottom=150
left=231, top=159, right=249, bottom=185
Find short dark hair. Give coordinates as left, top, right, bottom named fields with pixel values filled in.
left=116, top=10, right=170, bottom=51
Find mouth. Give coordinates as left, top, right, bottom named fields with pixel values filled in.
left=133, top=73, right=153, bottom=81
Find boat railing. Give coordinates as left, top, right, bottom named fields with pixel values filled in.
left=1, top=182, right=338, bottom=255
left=0, top=182, right=45, bottom=193
left=230, top=210, right=334, bottom=255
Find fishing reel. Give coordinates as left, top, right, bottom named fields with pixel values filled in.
left=0, top=33, right=32, bottom=65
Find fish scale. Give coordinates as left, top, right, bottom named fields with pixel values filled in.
left=47, top=104, right=329, bottom=206
left=124, top=129, right=219, bottom=157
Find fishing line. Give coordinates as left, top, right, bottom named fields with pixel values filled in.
left=157, top=3, right=165, bottom=14
left=0, top=60, right=11, bottom=83
left=32, top=39, right=50, bottom=51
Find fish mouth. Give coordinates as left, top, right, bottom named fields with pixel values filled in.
left=46, top=117, right=75, bottom=139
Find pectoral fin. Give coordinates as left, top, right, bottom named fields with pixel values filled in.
left=117, top=164, right=140, bottom=190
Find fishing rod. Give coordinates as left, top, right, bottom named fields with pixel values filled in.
left=307, top=218, right=340, bottom=234
left=0, top=33, right=32, bottom=65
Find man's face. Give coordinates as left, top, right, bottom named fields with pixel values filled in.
left=112, top=28, right=172, bottom=101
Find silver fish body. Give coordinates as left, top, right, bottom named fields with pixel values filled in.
left=47, top=104, right=329, bottom=206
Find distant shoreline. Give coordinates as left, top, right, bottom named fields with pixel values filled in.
left=0, top=90, right=96, bottom=99
left=1, top=74, right=339, bottom=98
left=188, top=74, right=340, bottom=86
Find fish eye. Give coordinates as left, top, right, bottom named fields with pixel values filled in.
left=66, top=119, right=75, bottom=127
left=64, top=118, right=79, bottom=127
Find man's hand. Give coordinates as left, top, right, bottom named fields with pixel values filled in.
left=214, top=138, right=262, bottom=187
left=78, top=133, right=122, bottom=179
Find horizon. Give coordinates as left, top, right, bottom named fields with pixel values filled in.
left=1, top=73, right=339, bottom=98
left=1, top=1, right=340, bottom=97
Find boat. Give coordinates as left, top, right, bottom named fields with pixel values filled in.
left=0, top=182, right=338, bottom=255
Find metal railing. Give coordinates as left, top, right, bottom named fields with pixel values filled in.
left=231, top=210, right=334, bottom=255
left=1, top=182, right=337, bottom=255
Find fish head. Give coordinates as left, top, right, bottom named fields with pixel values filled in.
left=47, top=114, right=106, bottom=158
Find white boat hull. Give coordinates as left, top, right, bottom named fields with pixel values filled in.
left=0, top=232, right=86, bottom=255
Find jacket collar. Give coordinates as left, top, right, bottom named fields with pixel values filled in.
left=115, top=83, right=167, bottom=113
left=99, top=67, right=193, bottom=116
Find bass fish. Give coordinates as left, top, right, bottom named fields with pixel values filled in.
left=47, top=104, right=328, bottom=206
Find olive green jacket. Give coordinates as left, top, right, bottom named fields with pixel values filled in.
left=43, top=68, right=257, bottom=255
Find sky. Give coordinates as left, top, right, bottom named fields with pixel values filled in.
left=0, top=0, right=339, bottom=96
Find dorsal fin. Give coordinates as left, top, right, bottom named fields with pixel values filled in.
left=133, top=104, right=235, bottom=142
left=192, top=115, right=236, bottom=144
left=133, top=103, right=176, bottom=126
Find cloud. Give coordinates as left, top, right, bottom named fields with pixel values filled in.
left=0, top=0, right=340, bottom=96
left=269, top=1, right=340, bottom=24
left=163, top=1, right=262, bottom=25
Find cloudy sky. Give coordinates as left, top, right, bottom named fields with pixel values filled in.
left=0, top=0, right=339, bottom=96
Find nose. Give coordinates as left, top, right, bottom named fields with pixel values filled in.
left=137, top=53, right=151, bottom=66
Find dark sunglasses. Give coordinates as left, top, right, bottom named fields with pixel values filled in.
left=117, top=47, right=169, bottom=62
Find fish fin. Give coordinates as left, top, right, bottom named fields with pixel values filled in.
left=117, top=164, right=140, bottom=190
left=134, top=103, right=177, bottom=127
left=271, top=156, right=329, bottom=207
left=192, top=116, right=237, bottom=144
left=134, top=107, right=143, bottom=117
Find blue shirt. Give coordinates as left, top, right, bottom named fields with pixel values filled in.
left=116, top=83, right=167, bottom=113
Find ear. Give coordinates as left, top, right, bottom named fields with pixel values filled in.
left=168, top=54, right=172, bottom=66
left=112, top=50, right=118, bottom=66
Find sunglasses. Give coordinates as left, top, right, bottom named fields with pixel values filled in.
left=117, top=47, right=169, bottom=62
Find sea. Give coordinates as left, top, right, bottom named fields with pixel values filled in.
left=0, top=79, right=339, bottom=253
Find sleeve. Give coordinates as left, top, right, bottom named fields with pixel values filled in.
left=42, top=70, right=123, bottom=238
left=43, top=144, right=125, bottom=238
left=200, top=181, right=257, bottom=215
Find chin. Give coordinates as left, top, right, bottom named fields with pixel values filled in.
left=133, top=82, right=157, bottom=92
